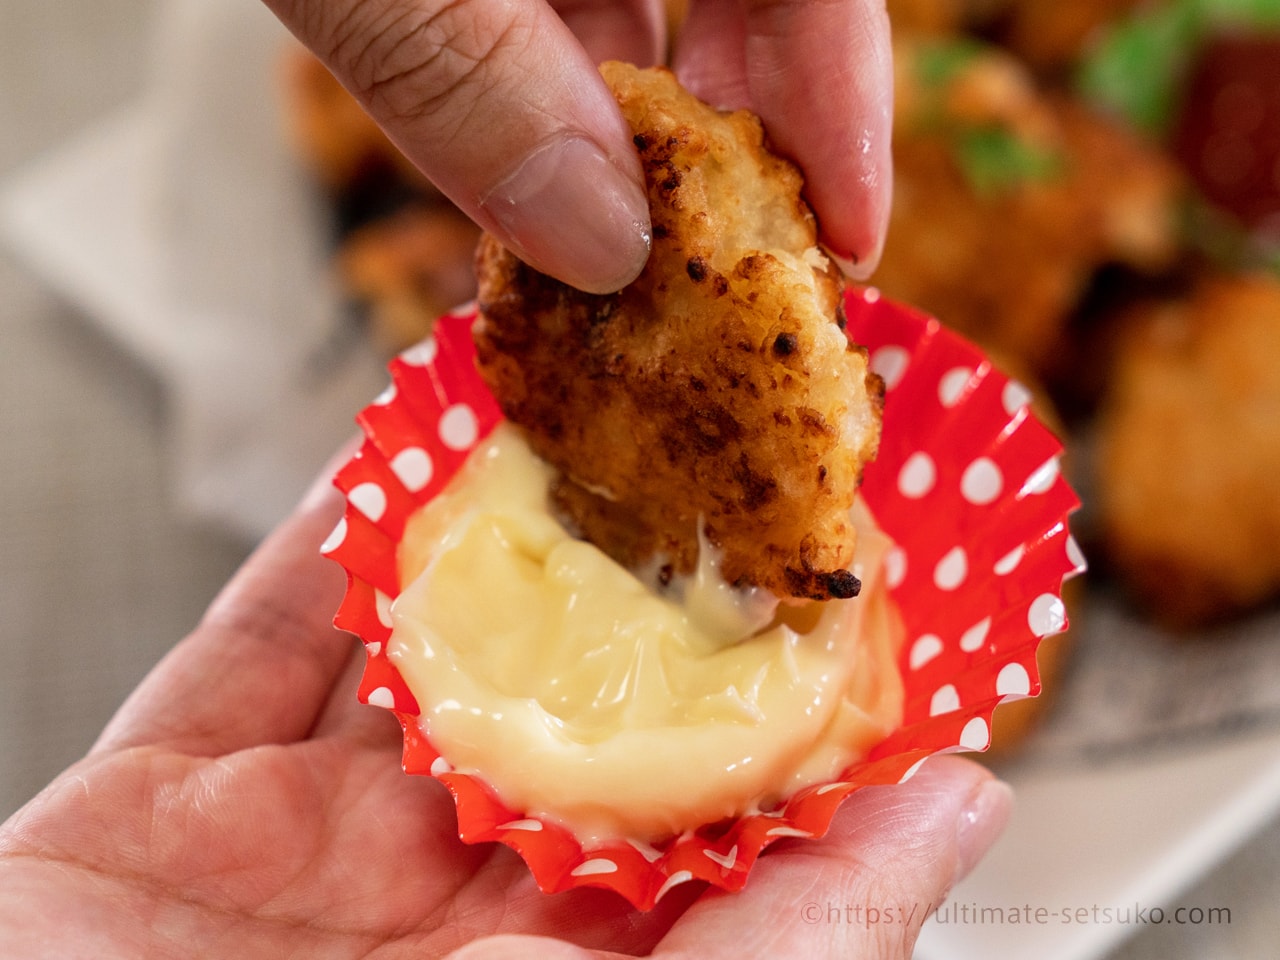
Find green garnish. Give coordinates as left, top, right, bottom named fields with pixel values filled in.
left=1076, top=0, right=1280, bottom=136
left=914, top=38, right=985, bottom=89
left=955, top=127, right=1065, bottom=196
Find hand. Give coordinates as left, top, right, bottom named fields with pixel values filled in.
left=260, top=0, right=893, bottom=293
left=0, top=462, right=1009, bottom=958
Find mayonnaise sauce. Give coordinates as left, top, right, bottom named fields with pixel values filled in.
left=390, top=424, right=904, bottom=844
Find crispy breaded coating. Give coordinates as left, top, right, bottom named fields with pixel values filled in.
left=1097, top=272, right=1280, bottom=627
left=474, top=62, right=882, bottom=601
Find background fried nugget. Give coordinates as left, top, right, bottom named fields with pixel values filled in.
left=474, top=63, right=882, bottom=601
left=338, top=206, right=480, bottom=353
left=1097, top=272, right=1280, bottom=627
left=873, top=37, right=1183, bottom=377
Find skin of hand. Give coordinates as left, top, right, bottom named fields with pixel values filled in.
left=259, top=0, right=894, bottom=293
left=0, top=458, right=1010, bottom=959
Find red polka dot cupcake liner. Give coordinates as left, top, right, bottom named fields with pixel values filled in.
left=322, top=287, right=1085, bottom=911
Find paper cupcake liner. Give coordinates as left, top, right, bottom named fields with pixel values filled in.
left=322, top=287, right=1085, bottom=910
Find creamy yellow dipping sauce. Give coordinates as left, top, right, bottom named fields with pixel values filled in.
left=390, top=424, right=904, bottom=844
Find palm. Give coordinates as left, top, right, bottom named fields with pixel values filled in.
left=6, top=725, right=683, bottom=957
left=0, top=476, right=1000, bottom=959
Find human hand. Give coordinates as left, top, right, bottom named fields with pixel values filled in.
left=260, top=0, right=893, bottom=294
left=0, top=463, right=1009, bottom=958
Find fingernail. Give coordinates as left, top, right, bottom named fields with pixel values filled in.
left=829, top=245, right=882, bottom=283
left=953, top=776, right=1013, bottom=883
left=480, top=135, right=651, bottom=294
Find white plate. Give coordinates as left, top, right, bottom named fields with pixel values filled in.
left=4, top=2, right=1280, bottom=957
left=916, top=594, right=1280, bottom=959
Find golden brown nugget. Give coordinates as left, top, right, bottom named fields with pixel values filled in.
left=474, top=62, right=883, bottom=602
left=874, top=37, right=1181, bottom=374
left=339, top=206, right=480, bottom=354
left=1097, top=272, right=1280, bottom=627
left=964, top=0, right=1142, bottom=72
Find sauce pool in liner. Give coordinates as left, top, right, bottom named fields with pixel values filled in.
left=387, top=424, right=905, bottom=845
left=322, top=59, right=1081, bottom=907
left=325, top=292, right=1083, bottom=909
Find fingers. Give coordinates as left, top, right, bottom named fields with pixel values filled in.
left=548, top=0, right=667, bottom=65
left=94, top=457, right=355, bottom=757
left=308, top=642, right=405, bottom=750
left=669, top=0, right=749, bottom=106
left=675, top=0, right=894, bottom=277
left=652, top=757, right=1011, bottom=958
left=444, top=936, right=596, bottom=960
left=264, top=0, right=654, bottom=293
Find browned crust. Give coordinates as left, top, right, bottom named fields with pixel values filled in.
left=474, top=63, right=882, bottom=600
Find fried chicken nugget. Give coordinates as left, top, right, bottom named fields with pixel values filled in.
left=1097, top=272, right=1280, bottom=627
left=875, top=37, right=1182, bottom=374
left=339, top=205, right=480, bottom=354
left=474, top=62, right=883, bottom=601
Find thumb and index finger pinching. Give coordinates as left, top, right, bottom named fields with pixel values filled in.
left=263, top=0, right=656, bottom=294
left=261, top=0, right=893, bottom=294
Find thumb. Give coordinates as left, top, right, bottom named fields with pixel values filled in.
left=654, top=756, right=1012, bottom=958
left=264, top=0, right=653, bottom=293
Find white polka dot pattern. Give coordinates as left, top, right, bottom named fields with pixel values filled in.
left=898, top=451, right=936, bottom=498
left=571, top=859, right=619, bottom=876
left=655, top=870, right=695, bottom=903
left=934, top=546, right=968, bottom=590
left=1066, top=534, right=1088, bottom=573
left=627, top=838, right=664, bottom=862
left=959, top=617, right=991, bottom=653
left=870, top=344, right=910, bottom=390
left=1002, top=380, right=1032, bottom=416
left=499, top=819, right=544, bottom=832
left=997, top=662, right=1032, bottom=697
left=765, top=825, right=812, bottom=839
left=994, top=544, right=1024, bottom=576
left=1028, top=593, right=1068, bottom=637
left=959, top=717, right=989, bottom=751
left=960, top=457, right=1002, bottom=505
left=374, top=590, right=393, bottom=628
left=938, top=366, right=973, bottom=407
left=324, top=292, right=1083, bottom=912
left=366, top=686, right=395, bottom=709
left=399, top=337, right=438, bottom=367
left=703, top=845, right=739, bottom=870
left=349, top=482, right=388, bottom=523
left=320, top=517, right=347, bottom=555
left=931, top=684, right=961, bottom=716
left=910, top=634, right=944, bottom=670
left=390, top=447, right=433, bottom=493
left=438, top=403, right=479, bottom=450
left=1021, top=457, right=1060, bottom=496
